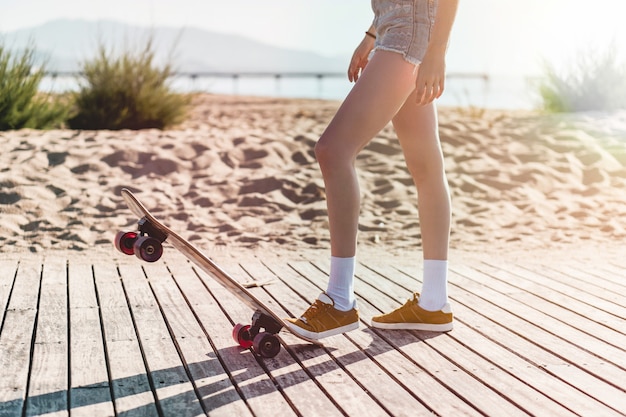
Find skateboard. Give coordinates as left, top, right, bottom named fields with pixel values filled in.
left=114, top=188, right=323, bottom=358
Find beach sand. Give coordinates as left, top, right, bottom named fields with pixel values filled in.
left=1, top=94, right=625, bottom=260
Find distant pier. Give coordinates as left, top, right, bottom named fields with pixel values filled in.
left=41, top=71, right=498, bottom=106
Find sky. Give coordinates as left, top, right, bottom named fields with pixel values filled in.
left=1, top=0, right=625, bottom=76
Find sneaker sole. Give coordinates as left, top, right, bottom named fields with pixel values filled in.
left=370, top=321, right=453, bottom=332
left=285, top=321, right=360, bottom=340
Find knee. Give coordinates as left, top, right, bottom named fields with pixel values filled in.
left=408, top=161, right=447, bottom=189
left=313, top=138, right=327, bottom=164
left=314, top=135, right=346, bottom=171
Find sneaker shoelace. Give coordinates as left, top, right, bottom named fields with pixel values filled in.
left=299, top=299, right=329, bottom=324
left=400, top=294, right=419, bottom=311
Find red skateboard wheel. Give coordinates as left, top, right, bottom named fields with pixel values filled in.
left=233, top=323, right=254, bottom=348
left=253, top=332, right=281, bottom=358
left=133, top=236, right=163, bottom=262
left=114, top=231, right=138, bottom=255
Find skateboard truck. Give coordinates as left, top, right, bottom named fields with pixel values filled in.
left=232, top=310, right=283, bottom=358
left=138, top=217, right=168, bottom=242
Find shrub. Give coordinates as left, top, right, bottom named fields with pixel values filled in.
left=0, top=43, right=68, bottom=130
left=537, top=44, right=626, bottom=112
left=68, top=38, right=188, bottom=130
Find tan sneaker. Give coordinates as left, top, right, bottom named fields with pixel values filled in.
left=285, top=293, right=359, bottom=340
left=371, top=293, right=453, bottom=331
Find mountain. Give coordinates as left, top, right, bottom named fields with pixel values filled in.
left=0, top=19, right=347, bottom=74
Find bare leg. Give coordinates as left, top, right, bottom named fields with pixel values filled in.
left=392, top=96, right=451, bottom=260
left=315, top=51, right=419, bottom=257
left=392, top=93, right=451, bottom=312
left=287, top=52, right=453, bottom=337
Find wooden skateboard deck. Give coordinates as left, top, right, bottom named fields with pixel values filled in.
left=116, top=188, right=323, bottom=358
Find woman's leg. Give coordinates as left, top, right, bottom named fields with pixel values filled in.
left=315, top=51, right=419, bottom=258
left=369, top=95, right=454, bottom=330
left=285, top=51, right=420, bottom=339
left=392, top=95, right=451, bottom=313
left=392, top=96, right=451, bottom=261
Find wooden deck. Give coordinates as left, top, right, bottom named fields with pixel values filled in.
left=1, top=249, right=625, bottom=416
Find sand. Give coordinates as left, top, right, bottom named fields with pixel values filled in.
left=1, top=94, right=625, bottom=259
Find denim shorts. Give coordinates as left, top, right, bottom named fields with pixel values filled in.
left=370, top=0, right=437, bottom=65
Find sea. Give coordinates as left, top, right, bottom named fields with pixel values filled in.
left=41, top=73, right=539, bottom=110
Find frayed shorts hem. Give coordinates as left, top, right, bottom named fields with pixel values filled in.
left=369, top=46, right=422, bottom=66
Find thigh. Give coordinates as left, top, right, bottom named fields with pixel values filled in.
left=318, top=51, right=418, bottom=159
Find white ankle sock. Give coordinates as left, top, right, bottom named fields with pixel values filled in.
left=418, top=259, right=449, bottom=311
left=326, top=256, right=356, bottom=311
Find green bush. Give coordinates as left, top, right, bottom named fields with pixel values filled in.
left=537, top=44, right=626, bottom=112
left=68, top=38, right=188, bottom=130
left=0, top=43, right=68, bottom=130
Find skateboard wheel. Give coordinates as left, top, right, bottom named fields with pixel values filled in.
left=232, top=323, right=253, bottom=349
left=252, top=332, right=281, bottom=358
left=133, top=236, right=163, bottom=262
left=114, top=231, right=138, bottom=255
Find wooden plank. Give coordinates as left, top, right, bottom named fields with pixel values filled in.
left=25, top=343, right=68, bottom=417
left=142, top=260, right=254, bottom=417
left=484, top=259, right=626, bottom=320
left=92, top=262, right=159, bottom=417
left=595, top=261, right=626, bottom=284
left=546, top=261, right=626, bottom=312
left=0, top=259, right=19, bottom=328
left=444, top=264, right=620, bottom=415
left=424, top=263, right=626, bottom=415
left=67, top=261, right=114, bottom=417
left=354, top=261, right=580, bottom=417
left=3, top=259, right=41, bottom=311
left=475, top=262, right=626, bottom=343
left=25, top=258, right=68, bottom=417
left=0, top=311, right=38, bottom=417
left=2, top=251, right=622, bottom=417
left=305, top=258, right=529, bottom=417
left=260, top=257, right=460, bottom=417
left=170, top=258, right=299, bottom=417
left=451, top=264, right=626, bottom=382
left=446, top=322, right=583, bottom=417
left=0, top=260, right=41, bottom=417
left=282, top=258, right=478, bottom=416
left=117, top=262, right=205, bottom=417
left=469, top=266, right=626, bottom=348
left=449, top=300, right=624, bottom=416
left=369, top=259, right=626, bottom=416
left=569, top=258, right=626, bottom=289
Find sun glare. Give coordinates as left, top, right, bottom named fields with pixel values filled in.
left=541, top=0, right=626, bottom=71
